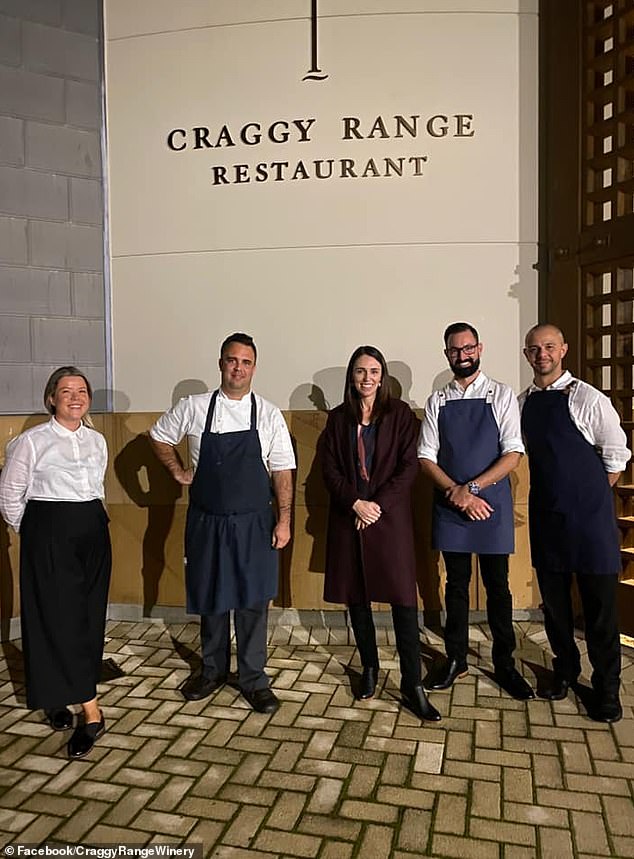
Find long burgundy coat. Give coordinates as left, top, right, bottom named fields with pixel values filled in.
left=320, top=397, right=419, bottom=606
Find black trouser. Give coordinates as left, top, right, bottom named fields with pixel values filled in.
left=20, top=500, right=111, bottom=710
left=536, top=569, right=620, bottom=695
left=442, top=552, right=516, bottom=671
left=200, top=601, right=269, bottom=693
left=348, top=604, right=421, bottom=692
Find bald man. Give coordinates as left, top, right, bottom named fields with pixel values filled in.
left=519, top=324, right=631, bottom=722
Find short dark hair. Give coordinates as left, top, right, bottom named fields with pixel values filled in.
left=220, top=332, right=257, bottom=362
left=443, top=322, right=479, bottom=346
left=343, top=345, right=391, bottom=424
left=43, top=366, right=93, bottom=415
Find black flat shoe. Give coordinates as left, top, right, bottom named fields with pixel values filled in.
left=494, top=667, right=535, bottom=700
left=427, top=659, right=468, bottom=690
left=242, top=687, right=280, bottom=714
left=358, top=666, right=378, bottom=700
left=540, top=676, right=574, bottom=701
left=45, top=707, right=73, bottom=731
left=181, top=673, right=226, bottom=701
left=590, top=693, right=622, bottom=723
left=402, top=684, right=442, bottom=722
left=67, top=713, right=105, bottom=759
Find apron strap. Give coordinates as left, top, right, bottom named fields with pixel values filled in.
left=203, top=390, right=219, bottom=434
left=485, top=388, right=494, bottom=405
left=438, top=391, right=447, bottom=408
left=250, top=392, right=257, bottom=429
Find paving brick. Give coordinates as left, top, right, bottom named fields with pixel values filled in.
left=297, top=813, right=361, bottom=841
left=397, top=807, right=432, bottom=852
left=414, top=740, right=444, bottom=773
left=253, top=829, right=321, bottom=858
left=445, top=759, right=501, bottom=782
left=532, top=753, right=563, bottom=787
left=14, top=813, right=61, bottom=844
left=475, top=719, right=500, bottom=749
left=470, top=817, right=536, bottom=846
left=435, top=794, right=468, bottom=835
left=565, top=772, right=630, bottom=796
left=131, top=810, right=197, bottom=838
left=346, top=764, right=379, bottom=797
left=561, top=740, right=593, bottom=773
left=536, top=788, right=601, bottom=812
left=265, top=790, right=306, bottom=830
left=0, top=808, right=37, bottom=832
left=470, top=779, right=501, bottom=819
left=503, top=801, right=568, bottom=827
left=432, top=833, right=500, bottom=858
left=602, top=795, right=634, bottom=836
left=503, top=768, right=533, bottom=803
left=339, top=799, right=398, bottom=823
left=571, top=810, right=612, bottom=855
left=222, top=805, right=267, bottom=847
left=55, top=800, right=110, bottom=841
left=306, top=777, right=343, bottom=813
left=296, top=759, right=350, bottom=779
left=258, top=771, right=315, bottom=792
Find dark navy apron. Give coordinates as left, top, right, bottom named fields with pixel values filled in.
left=433, top=390, right=514, bottom=554
left=184, top=391, right=278, bottom=614
left=521, top=385, right=621, bottom=575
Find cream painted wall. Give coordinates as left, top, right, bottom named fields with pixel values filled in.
left=104, top=0, right=538, bottom=411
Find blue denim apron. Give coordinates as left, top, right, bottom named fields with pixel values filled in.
left=433, top=391, right=514, bottom=554
left=521, top=386, right=621, bottom=574
left=184, top=391, right=278, bottom=613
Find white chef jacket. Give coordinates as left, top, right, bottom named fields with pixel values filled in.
left=149, top=389, right=296, bottom=472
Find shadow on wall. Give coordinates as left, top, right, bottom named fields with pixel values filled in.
left=111, top=381, right=207, bottom=616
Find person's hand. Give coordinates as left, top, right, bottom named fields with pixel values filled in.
left=272, top=521, right=291, bottom=549
left=352, top=499, right=382, bottom=525
left=355, top=516, right=369, bottom=530
left=445, top=484, right=471, bottom=510
left=463, top=496, right=493, bottom=521
left=175, top=466, right=194, bottom=485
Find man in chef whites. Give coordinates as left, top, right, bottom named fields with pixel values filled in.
left=150, top=333, right=295, bottom=713
left=520, top=323, right=630, bottom=722
left=418, top=322, right=534, bottom=700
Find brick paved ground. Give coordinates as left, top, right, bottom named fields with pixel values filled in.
left=0, top=619, right=632, bottom=858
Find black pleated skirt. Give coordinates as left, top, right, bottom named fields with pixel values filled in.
left=19, top=499, right=111, bottom=710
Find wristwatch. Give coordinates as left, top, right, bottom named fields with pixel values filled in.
left=467, top=481, right=481, bottom=496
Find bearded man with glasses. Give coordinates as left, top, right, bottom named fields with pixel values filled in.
left=418, top=322, right=534, bottom=700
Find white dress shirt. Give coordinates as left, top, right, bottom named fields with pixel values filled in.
left=149, top=389, right=296, bottom=472
left=0, top=417, right=107, bottom=533
left=417, top=371, right=525, bottom=462
left=519, top=370, right=631, bottom=473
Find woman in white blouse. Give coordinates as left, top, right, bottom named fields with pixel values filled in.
left=0, top=367, right=111, bottom=759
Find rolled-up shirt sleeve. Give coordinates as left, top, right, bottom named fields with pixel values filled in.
left=494, top=385, right=525, bottom=456
left=264, top=408, right=296, bottom=472
left=0, top=435, right=34, bottom=532
left=417, top=394, right=441, bottom=463
left=575, top=389, right=631, bottom=473
left=149, top=397, right=194, bottom=447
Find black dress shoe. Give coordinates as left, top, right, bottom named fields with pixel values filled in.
left=540, top=676, right=574, bottom=701
left=242, top=687, right=280, bottom=714
left=402, top=685, right=442, bottom=722
left=181, top=673, right=226, bottom=701
left=45, top=707, right=73, bottom=731
left=67, top=713, right=105, bottom=759
left=494, top=667, right=535, bottom=700
left=358, top=666, right=378, bottom=700
left=591, top=693, right=622, bottom=723
left=427, top=659, right=468, bottom=690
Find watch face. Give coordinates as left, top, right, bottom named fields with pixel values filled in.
left=469, top=482, right=480, bottom=496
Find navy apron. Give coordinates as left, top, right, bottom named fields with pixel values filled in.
left=433, top=390, right=514, bottom=554
left=185, top=391, right=278, bottom=614
left=521, top=385, right=621, bottom=575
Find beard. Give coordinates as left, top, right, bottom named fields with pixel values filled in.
left=451, top=357, right=480, bottom=378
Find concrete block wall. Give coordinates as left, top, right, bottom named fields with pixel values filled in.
left=0, top=0, right=107, bottom=414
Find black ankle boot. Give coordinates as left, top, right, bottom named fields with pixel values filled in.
left=358, top=666, right=378, bottom=699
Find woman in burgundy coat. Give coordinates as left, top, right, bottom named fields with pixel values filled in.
left=321, top=346, right=440, bottom=722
